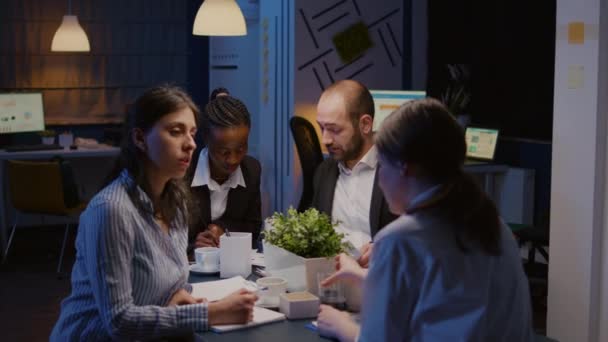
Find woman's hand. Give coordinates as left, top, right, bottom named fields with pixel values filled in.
left=317, top=304, right=360, bottom=342
left=208, top=289, right=258, bottom=325
left=321, top=253, right=367, bottom=287
left=194, top=223, right=224, bottom=248
left=357, top=242, right=373, bottom=268
left=167, top=289, right=206, bottom=306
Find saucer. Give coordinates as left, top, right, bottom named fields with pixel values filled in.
left=255, top=299, right=280, bottom=309
left=189, top=264, right=219, bottom=275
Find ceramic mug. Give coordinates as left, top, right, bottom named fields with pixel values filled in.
left=194, top=247, right=220, bottom=272
left=256, top=276, right=288, bottom=307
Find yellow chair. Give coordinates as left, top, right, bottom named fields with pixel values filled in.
left=4, top=159, right=87, bottom=273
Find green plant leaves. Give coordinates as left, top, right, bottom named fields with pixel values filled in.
left=263, top=207, right=346, bottom=258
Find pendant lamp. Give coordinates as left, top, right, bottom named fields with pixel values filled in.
left=51, top=0, right=90, bottom=52
left=192, top=0, right=247, bottom=36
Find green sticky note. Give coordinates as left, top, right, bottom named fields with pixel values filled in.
left=332, top=21, right=373, bottom=63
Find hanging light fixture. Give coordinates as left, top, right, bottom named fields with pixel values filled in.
left=51, top=0, right=90, bottom=52
left=192, top=0, right=247, bottom=36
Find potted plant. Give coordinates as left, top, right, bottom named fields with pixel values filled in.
left=441, top=64, right=472, bottom=127
left=262, top=207, right=346, bottom=294
left=38, top=129, right=56, bottom=145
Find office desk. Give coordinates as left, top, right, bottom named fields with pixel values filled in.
left=190, top=272, right=327, bottom=342
left=0, top=146, right=120, bottom=255
left=464, top=163, right=509, bottom=198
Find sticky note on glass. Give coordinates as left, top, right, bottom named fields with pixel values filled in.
left=567, top=65, right=584, bottom=89
left=568, top=22, right=585, bottom=44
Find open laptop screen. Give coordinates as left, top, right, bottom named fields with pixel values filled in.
left=465, top=127, right=499, bottom=160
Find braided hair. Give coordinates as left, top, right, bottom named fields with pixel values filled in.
left=209, top=87, right=230, bottom=101
left=201, top=95, right=251, bottom=139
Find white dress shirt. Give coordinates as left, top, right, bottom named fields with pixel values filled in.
left=331, top=146, right=378, bottom=249
left=191, top=148, right=246, bottom=221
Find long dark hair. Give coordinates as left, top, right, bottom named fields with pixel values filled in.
left=111, top=85, right=200, bottom=225
left=375, top=98, right=501, bottom=255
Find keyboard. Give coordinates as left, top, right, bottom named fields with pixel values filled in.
left=4, top=143, right=64, bottom=152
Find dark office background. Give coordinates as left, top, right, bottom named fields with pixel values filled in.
left=427, top=0, right=556, bottom=142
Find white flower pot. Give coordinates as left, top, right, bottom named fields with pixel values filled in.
left=263, top=241, right=335, bottom=295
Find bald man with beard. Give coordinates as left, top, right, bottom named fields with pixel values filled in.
left=312, top=80, right=396, bottom=267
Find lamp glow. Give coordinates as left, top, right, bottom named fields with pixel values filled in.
left=51, top=15, right=90, bottom=52
left=193, top=0, right=247, bottom=36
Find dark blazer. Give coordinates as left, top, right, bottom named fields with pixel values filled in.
left=311, top=158, right=397, bottom=239
left=189, top=155, right=262, bottom=251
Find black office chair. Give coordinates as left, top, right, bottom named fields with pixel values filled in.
left=290, top=116, right=324, bottom=212
left=512, top=213, right=550, bottom=318
left=4, top=158, right=86, bottom=274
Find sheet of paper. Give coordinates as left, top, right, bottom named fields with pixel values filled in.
left=211, top=306, right=285, bottom=333
left=190, top=276, right=255, bottom=302
left=190, top=276, right=286, bottom=332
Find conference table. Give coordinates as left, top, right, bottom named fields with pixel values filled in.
left=190, top=270, right=328, bottom=342
left=188, top=270, right=556, bottom=342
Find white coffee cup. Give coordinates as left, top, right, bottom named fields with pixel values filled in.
left=194, top=247, right=220, bottom=272
left=256, top=276, right=288, bottom=307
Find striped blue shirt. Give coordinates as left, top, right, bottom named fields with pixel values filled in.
left=51, top=170, right=208, bottom=341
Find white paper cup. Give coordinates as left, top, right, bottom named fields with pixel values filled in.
left=220, top=232, right=252, bottom=278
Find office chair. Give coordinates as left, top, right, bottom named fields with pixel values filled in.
left=512, top=213, right=550, bottom=315
left=4, top=159, right=87, bottom=274
left=290, top=116, right=324, bottom=212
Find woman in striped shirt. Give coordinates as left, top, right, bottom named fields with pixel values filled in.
left=50, top=86, right=257, bottom=341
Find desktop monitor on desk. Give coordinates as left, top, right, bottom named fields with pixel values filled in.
left=370, top=90, right=426, bottom=131
left=0, top=93, right=45, bottom=135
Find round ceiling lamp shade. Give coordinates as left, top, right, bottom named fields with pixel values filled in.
left=192, top=0, right=247, bottom=36
left=51, top=15, right=90, bottom=52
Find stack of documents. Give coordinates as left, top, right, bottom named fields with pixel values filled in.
left=191, top=276, right=285, bottom=332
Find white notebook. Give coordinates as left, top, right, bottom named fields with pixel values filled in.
left=190, top=276, right=286, bottom=332
left=210, top=306, right=286, bottom=333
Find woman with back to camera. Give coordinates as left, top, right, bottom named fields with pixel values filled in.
left=50, top=86, right=257, bottom=341
left=189, top=88, right=262, bottom=251
left=316, top=98, right=533, bottom=341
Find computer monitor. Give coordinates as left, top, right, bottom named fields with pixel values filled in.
left=465, top=127, right=499, bottom=161
left=0, top=92, right=45, bottom=135
left=370, top=90, right=426, bottom=131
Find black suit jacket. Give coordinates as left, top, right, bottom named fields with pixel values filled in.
left=311, top=158, right=397, bottom=239
left=189, top=155, right=262, bottom=251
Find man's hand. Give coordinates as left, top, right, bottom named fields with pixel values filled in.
left=357, top=242, right=373, bottom=268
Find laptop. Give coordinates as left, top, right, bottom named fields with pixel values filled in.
left=464, top=127, right=499, bottom=165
